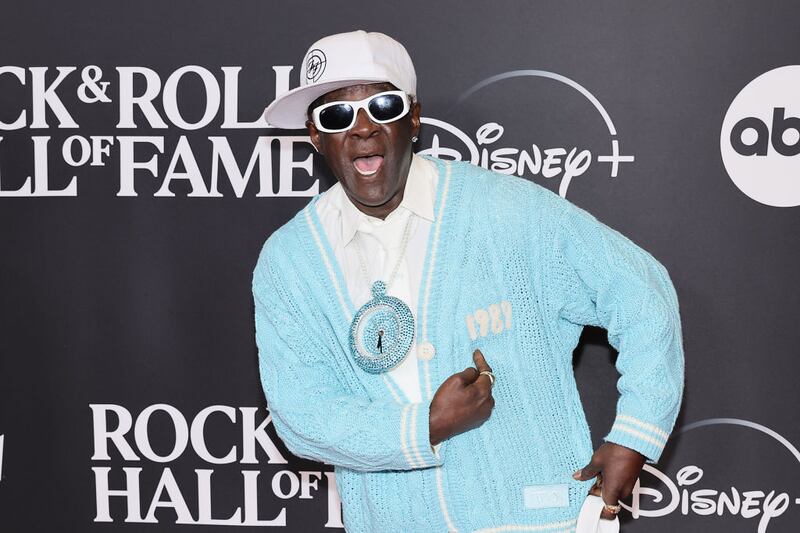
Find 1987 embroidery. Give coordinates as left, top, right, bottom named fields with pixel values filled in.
left=466, top=301, right=512, bottom=340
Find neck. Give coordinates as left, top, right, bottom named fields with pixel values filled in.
left=353, top=185, right=406, bottom=220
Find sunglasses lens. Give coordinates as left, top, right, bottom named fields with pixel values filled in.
left=318, top=104, right=354, bottom=131
left=368, top=94, right=406, bottom=122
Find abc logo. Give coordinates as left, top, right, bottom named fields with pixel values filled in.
left=730, top=108, right=800, bottom=157
left=720, top=65, right=800, bottom=207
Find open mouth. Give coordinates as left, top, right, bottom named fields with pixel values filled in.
left=352, top=155, right=384, bottom=176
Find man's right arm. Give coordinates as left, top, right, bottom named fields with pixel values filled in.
left=253, top=256, right=442, bottom=472
left=253, top=237, right=495, bottom=472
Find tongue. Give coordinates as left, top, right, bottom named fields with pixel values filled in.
left=354, top=155, right=383, bottom=173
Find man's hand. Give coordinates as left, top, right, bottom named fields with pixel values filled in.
left=429, top=349, right=495, bottom=445
left=572, top=442, right=646, bottom=519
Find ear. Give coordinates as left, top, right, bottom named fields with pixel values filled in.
left=306, top=120, right=323, bottom=154
left=410, top=100, right=421, bottom=139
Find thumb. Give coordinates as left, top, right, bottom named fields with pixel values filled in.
left=573, top=460, right=601, bottom=481
left=473, top=349, right=492, bottom=373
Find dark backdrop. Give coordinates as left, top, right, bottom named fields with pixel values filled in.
left=1, top=1, right=799, bottom=531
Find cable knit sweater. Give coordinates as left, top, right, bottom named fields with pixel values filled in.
left=252, top=157, right=684, bottom=533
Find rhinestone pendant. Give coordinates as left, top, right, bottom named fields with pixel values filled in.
left=349, top=281, right=415, bottom=374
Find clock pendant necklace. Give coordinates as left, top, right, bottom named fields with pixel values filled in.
left=348, top=214, right=416, bottom=374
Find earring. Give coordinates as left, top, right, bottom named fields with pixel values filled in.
left=411, top=136, right=418, bottom=142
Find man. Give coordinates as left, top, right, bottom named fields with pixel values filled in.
left=254, top=30, right=683, bottom=532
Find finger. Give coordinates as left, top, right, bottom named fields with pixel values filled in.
left=572, top=461, right=600, bottom=481
left=600, top=484, right=621, bottom=507
left=599, top=507, right=617, bottom=521
left=472, top=349, right=492, bottom=373
left=457, top=366, right=480, bottom=384
left=599, top=502, right=619, bottom=520
left=474, top=371, right=495, bottom=394
left=472, top=374, right=492, bottom=400
left=599, top=482, right=622, bottom=521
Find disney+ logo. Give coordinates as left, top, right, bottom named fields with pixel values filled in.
left=627, top=418, right=800, bottom=532
left=418, top=70, right=635, bottom=198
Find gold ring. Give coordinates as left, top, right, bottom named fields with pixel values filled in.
left=604, top=503, right=621, bottom=515
left=479, top=370, right=495, bottom=386
left=600, top=489, right=621, bottom=515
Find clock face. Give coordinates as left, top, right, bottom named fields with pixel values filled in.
left=349, top=295, right=415, bottom=374
left=354, top=303, right=401, bottom=359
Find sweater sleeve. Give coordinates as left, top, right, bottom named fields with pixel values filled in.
left=550, top=202, right=685, bottom=464
left=252, top=245, right=443, bottom=472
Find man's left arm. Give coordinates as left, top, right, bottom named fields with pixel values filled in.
left=548, top=200, right=685, bottom=516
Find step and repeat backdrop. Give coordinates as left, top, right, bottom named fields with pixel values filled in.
left=1, top=1, right=799, bottom=531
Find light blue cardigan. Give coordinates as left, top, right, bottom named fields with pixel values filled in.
left=252, top=157, right=684, bottom=532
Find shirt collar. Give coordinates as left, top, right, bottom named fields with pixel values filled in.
left=337, top=154, right=436, bottom=245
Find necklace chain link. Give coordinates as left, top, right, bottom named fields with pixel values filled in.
left=353, top=212, right=415, bottom=293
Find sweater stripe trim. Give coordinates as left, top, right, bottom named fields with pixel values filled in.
left=611, top=422, right=667, bottom=450
left=421, top=160, right=452, bottom=344
left=408, top=403, right=426, bottom=467
left=424, top=160, right=458, bottom=530
left=420, top=160, right=452, bottom=402
left=381, top=375, right=403, bottom=405
left=399, top=404, right=418, bottom=468
left=435, top=466, right=459, bottom=532
left=616, top=414, right=670, bottom=440
left=423, top=362, right=433, bottom=404
left=304, top=208, right=351, bottom=321
left=472, top=518, right=578, bottom=532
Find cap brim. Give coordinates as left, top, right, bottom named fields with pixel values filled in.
left=264, top=77, right=390, bottom=129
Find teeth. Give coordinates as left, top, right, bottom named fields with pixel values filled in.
left=356, top=167, right=379, bottom=176
left=353, top=155, right=384, bottom=176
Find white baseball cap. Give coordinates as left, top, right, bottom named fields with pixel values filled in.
left=264, top=30, right=417, bottom=129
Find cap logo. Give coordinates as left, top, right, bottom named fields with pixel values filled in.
left=305, top=49, right=327, bottom=83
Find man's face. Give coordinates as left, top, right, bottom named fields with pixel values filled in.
left=307, top=82, right=421, bottom=216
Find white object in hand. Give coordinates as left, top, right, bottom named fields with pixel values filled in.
left=576, top=494, right=620, bottom=533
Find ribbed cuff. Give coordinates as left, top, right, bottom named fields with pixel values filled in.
left=400, top=402, right=444, bottom=469
left=604, top=414, right=670, bottom=464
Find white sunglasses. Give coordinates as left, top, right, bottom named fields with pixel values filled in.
left=311, top=90, right=411, bottom=133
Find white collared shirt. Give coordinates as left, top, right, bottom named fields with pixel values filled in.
left=315, top=154, right=438, bottom=403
